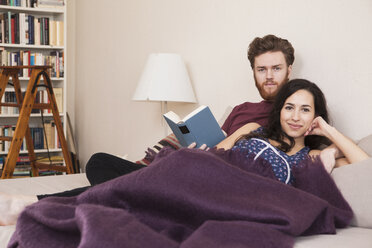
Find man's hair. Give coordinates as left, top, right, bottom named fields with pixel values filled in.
left=247, top=34, right=295, bottom=68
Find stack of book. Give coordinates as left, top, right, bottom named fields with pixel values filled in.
left=36, top=155, right=64, bottom=176
left=0, top=49, right=64, bottom=78
left=0, top=123, right=61, bottom=153
left=0, top=88, right=63, bottom=115
left=0, top=154, right=64, bottom=178
left=0, top=155, right=32, bottom=178
left=0, top=12, right=64, bottom=46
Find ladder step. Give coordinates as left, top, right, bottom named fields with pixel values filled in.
left=0, top=103, right=21, bottom=107
left=0, top=136, right=12, bottom=141
left=34, top=162, right=67, bottom=172
left=0, top=103, right=52, bottom=109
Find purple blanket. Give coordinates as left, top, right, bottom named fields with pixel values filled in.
left=9, top=148, right=353, bottom=248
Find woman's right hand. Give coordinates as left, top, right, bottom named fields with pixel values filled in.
left=305, top=116, right=333, bottom=138
left=306, top=117, right=369, bottom=165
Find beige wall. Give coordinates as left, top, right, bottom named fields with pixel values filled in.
left=68, top=0, right=372, bottom=168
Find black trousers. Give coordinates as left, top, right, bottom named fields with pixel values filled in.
left=37, top=153, right=146, bottom=200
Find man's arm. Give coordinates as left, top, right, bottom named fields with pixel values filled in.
left=216, top=122, right=261, bottom=150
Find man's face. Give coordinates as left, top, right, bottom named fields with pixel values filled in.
left=253, top=51, right=292, bottom=101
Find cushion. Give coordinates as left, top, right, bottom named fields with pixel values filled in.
left=358, top=134, right=372, bottom=156
left=331, top=157, right=372, bottom=228
left=135, top=133, right=181, bottom=165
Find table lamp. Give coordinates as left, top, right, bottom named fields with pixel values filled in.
left=133, top=53, right=197, bottom=135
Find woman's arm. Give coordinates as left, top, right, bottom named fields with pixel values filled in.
left=309, top=148, right=339, bottom=173
left=216, top=122, right=261, bottom=150
left=305, top=117, right=370, bottom=164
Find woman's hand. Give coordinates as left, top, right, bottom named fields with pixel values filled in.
left=319, top=147, right=337, bottom=173
left=305, top=116, right=332, bottom=138
left=306, top=117, right=369, bottom=165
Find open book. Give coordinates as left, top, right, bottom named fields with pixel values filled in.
left=163, top=105, right=226, bottom=148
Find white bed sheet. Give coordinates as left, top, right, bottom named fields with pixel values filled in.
left=0, top=173, right=89, bottom=247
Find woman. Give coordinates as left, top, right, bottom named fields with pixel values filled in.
left=216, top=79, right=368, bottom=184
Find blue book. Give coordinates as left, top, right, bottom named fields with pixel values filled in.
left=163, top=105, right=225, bottom=148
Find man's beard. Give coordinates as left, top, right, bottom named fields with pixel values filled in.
left=255, top=74, right=289, bottom=101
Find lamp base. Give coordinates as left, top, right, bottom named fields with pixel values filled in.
left=161, top=101, right=168, bottom=136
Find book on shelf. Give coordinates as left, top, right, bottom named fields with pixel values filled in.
left=34, top=16, right=40, bottom=45
left=43, top=120, right=55, bottom=149
left=37, top=0, right=65, bottom=9
left=6, top=12, right=10, bottom=43
left=37, top=155, right=63, bottom=164
left=10, top=13, right=15, bottom=44
left=0, top=123, right=61, bottom=153
left=44, top=17, right=49, bottom=45
left=0, top=155, right=32, bottom=178
left=0, top=0, right=39, bottom=8
left=0, top=50, right=64, bottom=77
left=0, top=15, right=4, bottom=43
left=0, top=154, right=65, bottom=178
left=49, top=19, right=56, bottom=45
left=0, top=10, right=64, bottom=47
left=36, top=154, right=64, bottom=176
left=56, top=19, right=63, bottom=46
left=163, top=105, right=226, bottom=148
left=31, top=126, right=44, bottom=149
left=1, top=90, right=18, bottom=115
left=53, top=87, right=62, bottom=112
left=0, top=87, right=64, bottom=115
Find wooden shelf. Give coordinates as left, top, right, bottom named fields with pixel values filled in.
left=0, top=5, right=64, bottom=14
left=0, top=113, right=64, bottom=118
left=0, top=148, right=62, bottom=155
left=0, top=43, right=63, bottom=49
left=18, top=77, right=63, bottom=81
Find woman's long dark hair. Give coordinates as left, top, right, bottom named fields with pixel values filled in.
left=240, top=79, right=331, bottom=152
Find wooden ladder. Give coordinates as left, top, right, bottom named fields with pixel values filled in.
left=0, top=66, right=73, bottom=179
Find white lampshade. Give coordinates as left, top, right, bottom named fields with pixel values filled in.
left=133, top=53, right=197, bottom=103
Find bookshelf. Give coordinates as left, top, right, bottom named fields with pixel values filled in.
left=0, top=0, right=67, bottom=177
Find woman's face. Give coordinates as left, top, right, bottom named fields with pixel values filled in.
left=280, top=89, right=315, bottom=140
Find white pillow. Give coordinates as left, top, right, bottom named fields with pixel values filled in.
left=358, top=133, right=372, bottom=156
left=331, top=157, right=372, bottom=228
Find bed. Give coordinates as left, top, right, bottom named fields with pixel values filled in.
left=0, top=134, right=372, bottom=248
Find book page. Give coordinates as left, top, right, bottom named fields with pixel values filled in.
left=183, top=105, right=206, bottom=122
left=163, top=111, right=181, bottom=123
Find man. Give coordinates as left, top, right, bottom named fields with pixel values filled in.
left=222, top=34, right=294, bottom=136
left=80, top=35, right=295, bottom=183
left=0, top=35, right=296, bottom=225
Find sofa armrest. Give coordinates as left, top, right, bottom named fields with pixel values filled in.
left=332, top=157, right=372, bottom=228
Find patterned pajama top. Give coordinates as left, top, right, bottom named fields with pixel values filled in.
left=232, top=128, right=310, bottom=185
